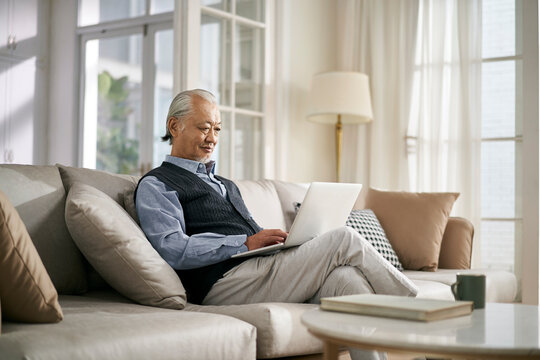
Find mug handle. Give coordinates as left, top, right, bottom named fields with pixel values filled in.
left=451, top=281, right=460, bottom=300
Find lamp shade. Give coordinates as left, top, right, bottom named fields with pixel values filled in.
left=306, top=71, right=373, bottom=125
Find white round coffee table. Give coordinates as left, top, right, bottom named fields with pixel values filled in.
left=301, top=303, right=540, bottom=359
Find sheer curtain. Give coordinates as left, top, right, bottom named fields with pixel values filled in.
left=336, top=0, right=419, bottom=190
left=338, top=0, right=482, bottom=259
left=407, top=0, right=482, bottom=258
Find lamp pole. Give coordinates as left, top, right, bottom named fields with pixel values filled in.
left=335, top=114, right=343, bottom=182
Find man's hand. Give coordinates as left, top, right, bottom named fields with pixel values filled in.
left=245, top=229, right=288, bottom=251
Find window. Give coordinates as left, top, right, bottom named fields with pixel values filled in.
left=406, top=0, right=523, bottom=271
left=406, top=0, right=525, bottom=275
left=82, top=32, right=143, bottom=175
left=199, top=0, right=266, bottom=179
left=480, top=0, right=522, bottom=272
left=78, top=0, right=271, bottom=179
left=78, top=0, right=173, bottom=175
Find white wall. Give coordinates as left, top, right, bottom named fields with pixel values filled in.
left=283, top=0, right=338, bottom=183
left=0, top=0, right=49, bottom=165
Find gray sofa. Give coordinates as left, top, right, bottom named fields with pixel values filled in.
left=0, top=164, right=517, bottom=360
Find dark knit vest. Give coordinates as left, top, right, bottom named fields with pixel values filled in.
left=137, top=161, right=262, bottom=304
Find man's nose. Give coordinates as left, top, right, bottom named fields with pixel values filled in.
left=206, top=129, right=218, bottom=143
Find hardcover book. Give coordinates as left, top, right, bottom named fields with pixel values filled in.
left=320, top=294, right=473, bottom=322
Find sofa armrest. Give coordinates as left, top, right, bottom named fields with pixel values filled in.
left=438, top=217, right=474, bottom=269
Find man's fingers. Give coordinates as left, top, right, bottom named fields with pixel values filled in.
left=264, top=229, right=288, bottom=238
left=245, top=229, right=289, bottom=251
left=264, top=235, right=285, bottom=244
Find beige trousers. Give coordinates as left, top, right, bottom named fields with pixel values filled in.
left=203, top=226, right=417, bottom=305
left=204, top=226, right=415, bottom=360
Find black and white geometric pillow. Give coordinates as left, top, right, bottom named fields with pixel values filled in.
left=346, top=209, right=403, bottom=271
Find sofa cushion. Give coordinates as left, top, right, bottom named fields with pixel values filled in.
left=0, top=189, right=63, bottom=323
left=364, top=188, right=459, bottom=271
left=65, top=183, right=186, bottom=310
left=0, top=292, right=256, bottom=360
left=404, top=269, right=517, bottom=303
left=438, top=217, right=474, bottom=269
left=0, top=165, right=87, bottom=294
left=412, top=279, right=454, bottom=300
left=186, top=302, right=321, bottom=358
left=234, top=180, right=287, bottom=230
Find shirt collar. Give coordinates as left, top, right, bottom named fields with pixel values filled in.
left=165, top=155, right=216, bottom=176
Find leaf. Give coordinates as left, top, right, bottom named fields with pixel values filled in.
left=98, top=71, right=112, bottom=96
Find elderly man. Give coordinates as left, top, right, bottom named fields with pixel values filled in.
left=136, top=89, right=417, bottom=360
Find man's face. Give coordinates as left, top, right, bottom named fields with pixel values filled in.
left=169, top=96, right=221, bottom=163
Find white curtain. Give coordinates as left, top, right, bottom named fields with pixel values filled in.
left=338, top=0, right=482, bottom=252
left=336, top=0, right=419, bottom=191
left=408, top=0, right=482, bottom=239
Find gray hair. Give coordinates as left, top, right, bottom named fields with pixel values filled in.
left=162, top=89, right=217, bottom=144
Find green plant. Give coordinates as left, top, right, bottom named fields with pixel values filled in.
left=96, top=71, right=139, bottom=174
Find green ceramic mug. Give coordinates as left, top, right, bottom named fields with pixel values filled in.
left=451, top=274, right=486, bottom=309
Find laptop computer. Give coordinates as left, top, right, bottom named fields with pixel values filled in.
left=231, top=182, right=363, bottom=258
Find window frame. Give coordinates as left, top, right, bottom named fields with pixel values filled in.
left=179, top=0, right=275, bottom=180
left=77, top=11, right=174, bottom=174
left=479, top=53, right=523, bottom=274
left=200, top=2, right=266, bottom=179
left=518, top=0, right=539, bottom=305
left=479, top=0, right=527, bottom=281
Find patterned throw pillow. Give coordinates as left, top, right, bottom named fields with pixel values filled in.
left=346, top=209, right=404, bottom=271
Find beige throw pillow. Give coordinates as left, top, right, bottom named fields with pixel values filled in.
left=0, top=189, right=63, bottom=323
left=65, top=182, right=186, bottom=310
left=56, top=164, right=141, bottom=291
left=57, top=164, right=140, bottom=206
left=364, top=188, right=459, bottom=271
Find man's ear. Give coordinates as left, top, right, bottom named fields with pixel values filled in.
left=168, top=117, right=179, bottom=137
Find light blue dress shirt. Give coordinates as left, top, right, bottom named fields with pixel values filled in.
left=136, top=155, right=249, bottom=270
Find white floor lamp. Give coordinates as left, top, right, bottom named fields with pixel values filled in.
left=306, top=71, right=374, bottom=182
